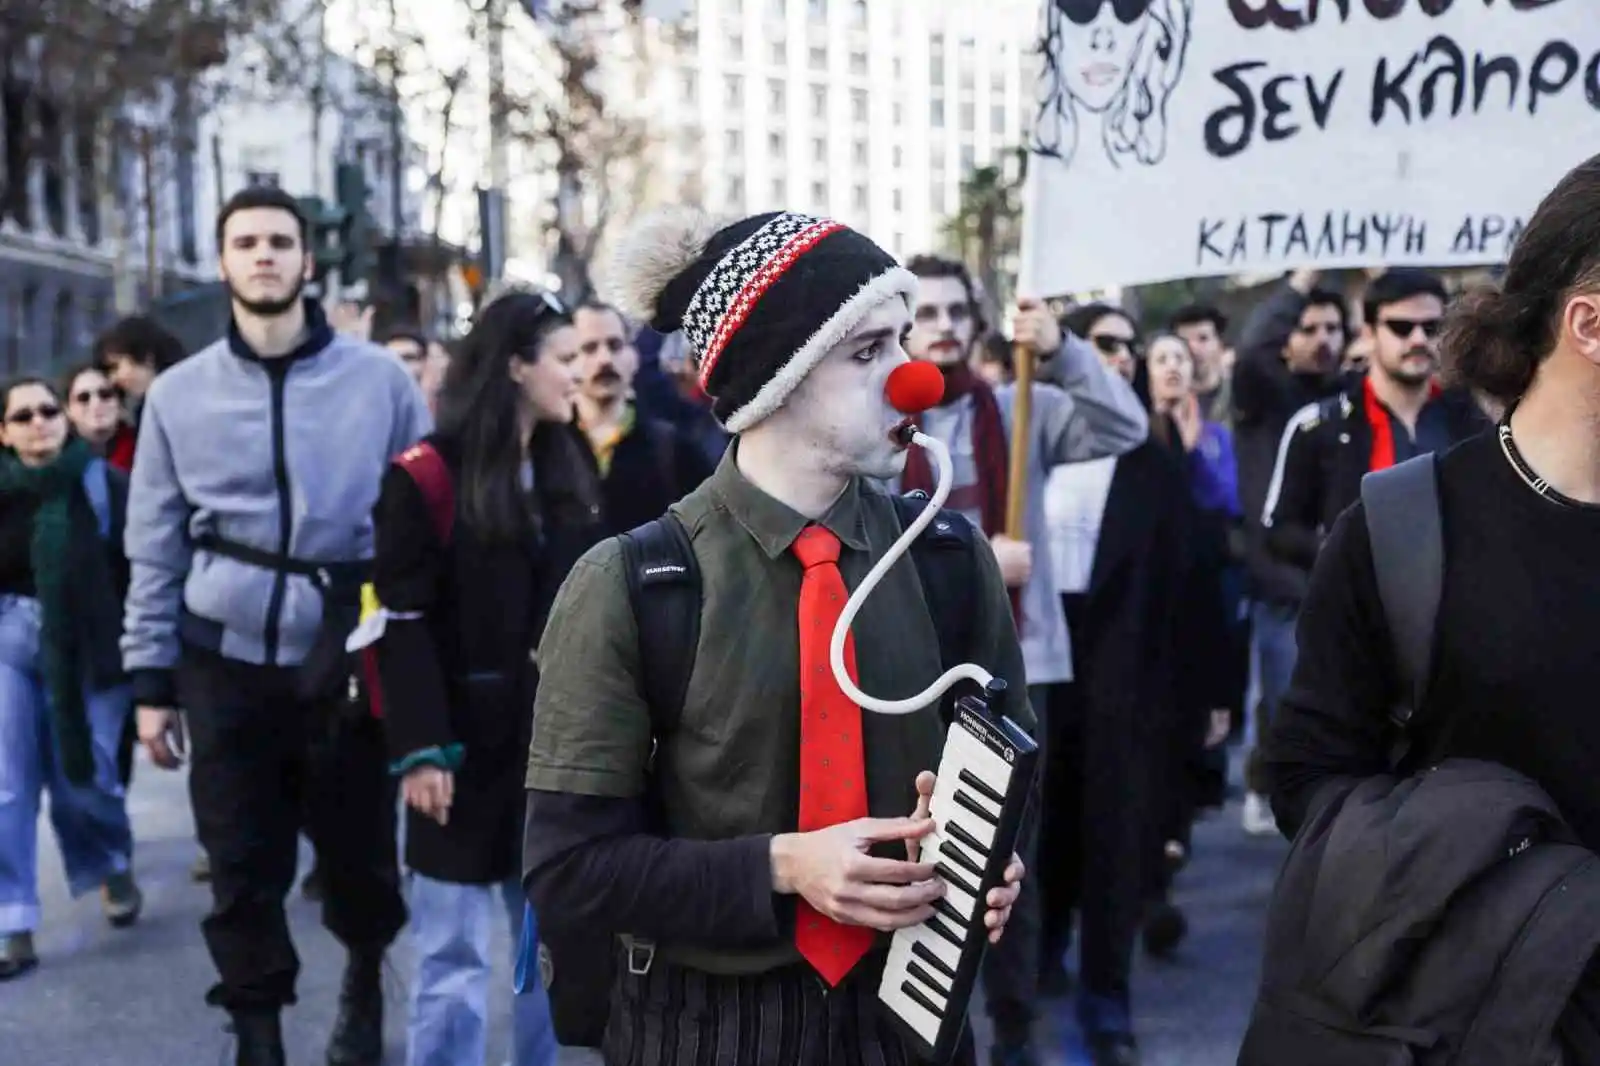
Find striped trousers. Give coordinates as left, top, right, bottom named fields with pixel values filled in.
left=602, top=951, right=977, bottom=1066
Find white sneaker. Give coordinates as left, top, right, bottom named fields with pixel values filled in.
left=1242, top=792, right=1278, bottom=836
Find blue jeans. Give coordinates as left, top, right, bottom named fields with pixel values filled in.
left=406, top=873, right=557, bottom=1066
left=0, top=595, right=134, bottom=936
left=1246, top=600, right=1300, bottom=794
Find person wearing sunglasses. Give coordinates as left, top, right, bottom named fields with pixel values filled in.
left=363, top=287, right=603, bottom=1066
left=0, top=377, right=140, bottom=981
left=60, top=365, right=125, bottom=456
left=1261, top=268, right=1489, bottom=602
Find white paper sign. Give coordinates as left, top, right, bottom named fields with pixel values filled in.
left=1019, top=0, right=1600, bottom=293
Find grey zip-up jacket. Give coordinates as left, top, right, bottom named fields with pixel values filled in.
left=121, top=304, right=432, bottom=706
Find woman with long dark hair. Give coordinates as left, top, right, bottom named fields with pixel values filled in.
left=367, top=289, right=602, bottom=1066
left=0, top=377, right=139, bottom=981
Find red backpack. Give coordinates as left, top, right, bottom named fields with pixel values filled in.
left=361, top=442, right=456, bottom=718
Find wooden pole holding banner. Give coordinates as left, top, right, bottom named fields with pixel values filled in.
left=1004, top=340, right=1034, bottom=539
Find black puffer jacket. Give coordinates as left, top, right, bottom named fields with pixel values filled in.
left=1239, top=759, right=1600, bottom=1066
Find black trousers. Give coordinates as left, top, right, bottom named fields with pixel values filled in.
left=180, top=644, right=406, bottom=1010
left=602, top=952, right=977, bottom=1066
left=976, top=682, right=1047, bottom=1046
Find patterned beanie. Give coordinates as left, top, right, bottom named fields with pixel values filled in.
left=604, top=208, right=916, bottom=433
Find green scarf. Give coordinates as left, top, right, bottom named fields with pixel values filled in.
left=0, top=437, right=101, bottom=784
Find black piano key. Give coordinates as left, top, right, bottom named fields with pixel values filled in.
left=935, top=861, right=980, bottom=900
left=958, top=767, right=1005, bottom=806
left=940, top=838, right=985, bottom=880
left=926, top=914, right=964, bottom=948
left=912, top=940, right=958, bottom=980
left=946, top=819, right=990, bottom=857
left=931, top=897, right=969, bottom=928
left=954, top=789, right=1000, bottom=827
left=902, top=979, right=944, bottom=1019
left=907, top=959, right=951, bottom=998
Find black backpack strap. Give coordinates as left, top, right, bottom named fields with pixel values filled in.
left=1359, top=453, right=1443, bottom=768
left=894, top=493, right=978, bottom=712
left=619, top=513, right=701, bottom=739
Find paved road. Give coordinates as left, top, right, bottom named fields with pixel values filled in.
left=0, top=749, right=1283, bottom=1065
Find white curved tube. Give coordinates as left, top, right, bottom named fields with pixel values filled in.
left=830, top=429, right=996, bottom=715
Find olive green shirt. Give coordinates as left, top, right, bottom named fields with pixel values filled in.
left=526, top=443, right=1032, bottom=974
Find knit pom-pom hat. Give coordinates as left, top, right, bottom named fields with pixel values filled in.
left=604, top=207, right=916, bottom=433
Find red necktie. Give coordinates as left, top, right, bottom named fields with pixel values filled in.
left=791, top=525, right=876, bottom=986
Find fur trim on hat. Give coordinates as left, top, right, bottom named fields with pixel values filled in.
left=722, top=266, right=918, bottom=434
left=603, top=206, right=724, bottom=324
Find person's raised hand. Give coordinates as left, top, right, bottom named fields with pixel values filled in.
left=1013, top=297, right=1063, bottom=358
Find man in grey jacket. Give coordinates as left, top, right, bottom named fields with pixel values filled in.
left=125, top=186, right=431, bottom=1066
left=899, top=254, right=1149, bottom=1066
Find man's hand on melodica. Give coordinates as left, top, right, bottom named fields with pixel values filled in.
left=909, top=769, right=1026, bottom=945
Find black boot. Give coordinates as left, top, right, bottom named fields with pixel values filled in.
left=229, top=1009, right=286, bottom=1066
left=326, top=950, right=384, bottom=1066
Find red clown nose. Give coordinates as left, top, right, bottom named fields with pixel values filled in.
left=885, top=361, right=945, bottom=414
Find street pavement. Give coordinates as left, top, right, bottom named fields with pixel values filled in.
left=1, top=748, right=1284, bottom=1065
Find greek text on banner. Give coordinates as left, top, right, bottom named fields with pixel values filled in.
left=1019, top=0, right=1600, bottom=293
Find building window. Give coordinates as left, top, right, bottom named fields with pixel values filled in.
left=726, top=129, right=743, bottom=154
left=849, top=50, right=867, bottom=76
left=811, top=137, right=827, bottom=164
left=851, top=89, right=868, bottom=123
left=769, top=79, right=786, bottom=110
left=809, top=45, right=827, bottom=71
left=852, top=140, right=867, bottom=167
left=245, top=170, right=281, bottom=188
left=810, top=85, right=827, bottom=119
left=960, top=101, right=975, bottom=132
left=930, top=98, right=945, bottom=126
left=930, top=34, right=945, bottom=86
left=728, top=33, right=744, bottom=60
left=808, top=0, right=826, bottom=21
left=931, top=182, right=945, bottom=214
left=770, top=0, right=786, bottom=19
left=892, top=145, right=903, bottom=168
left=682, top=71, right=697, bottom=104
left=769, top=131, right=786, bottom=155
left=992, top=104, right=1007, bottom=133
left=770, top=40, right=786, bottom=64
left=852, top=184, right=868, bottom=210
left=772, top=177, right=787, bottom=202
left=960, top=144, right=976, bottom=172
left=728, top=175, right=745, bottom=209
left=51, top=290, right=73, bottom=359
left=849, top=0, right=867, bottom=26
left=892, top=188, right=903, bottom=212
left=74, top=113, right=99, bottom=245
left=811, top=180, right=827, bottom=208
left=892, top=56, right=903, bottom=80
left=892, top=100, right=904, bottom=125
left=725, top=75, right=743, bottom=108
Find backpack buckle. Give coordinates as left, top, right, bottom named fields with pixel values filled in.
left=624, top=936, right=656, bottom=975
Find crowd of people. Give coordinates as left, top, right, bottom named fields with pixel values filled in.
left=4, top=153, right=1598, bottom=1066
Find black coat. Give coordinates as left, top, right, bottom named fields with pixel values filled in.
left=1239, top=760, right=1600, bottom=1066
left=597, top=414, right=712, bottom=536
left=372, top=425, right=605, bottom=884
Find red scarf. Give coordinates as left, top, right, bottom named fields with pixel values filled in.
left=1363, top=375, right=1442, bottom=471
left=901, top=362, right=1020, bottom=622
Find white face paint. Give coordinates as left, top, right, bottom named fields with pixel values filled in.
left=769, top=295, right=914, bottom=481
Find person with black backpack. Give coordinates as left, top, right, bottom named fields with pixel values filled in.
left=364, top=288, right=605, bottom=1066
left=521, top=207, right=1030, bottom=1066
left=1247, top=152, right=1600, bottom=1063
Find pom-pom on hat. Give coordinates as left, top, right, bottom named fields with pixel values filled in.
left=605, top=207, right=917, bottom=433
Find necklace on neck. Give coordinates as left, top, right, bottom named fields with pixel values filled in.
left=1497, top=415, right=1588, bottom=509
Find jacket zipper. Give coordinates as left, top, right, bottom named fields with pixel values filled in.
left=263, top=364, right=292, bottom=665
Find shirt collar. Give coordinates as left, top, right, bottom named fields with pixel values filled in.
left=708, top=441, right=870, bottom=559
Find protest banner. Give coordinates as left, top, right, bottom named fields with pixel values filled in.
left=1019, top=0, right=1600, bottom=293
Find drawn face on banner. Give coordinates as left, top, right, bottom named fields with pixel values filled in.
left=772, top=296, right=914, bottom=482
left=1033, top=0, right=1194, bottom=170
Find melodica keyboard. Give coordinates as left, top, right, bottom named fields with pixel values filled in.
left=879, top=691, right=1039, bottom=1063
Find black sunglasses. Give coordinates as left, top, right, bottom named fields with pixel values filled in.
left=1057, top=0, right=1152, bottom=25
left=510, top=289, right=571, bottom=362
left=1380, top=317, right=1442, bottom=340
left=74, top=386, right=118, bottom=404
left=7, top=404, right=62, bottom=426
left=1091, top=333, right=1138, bottom=357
